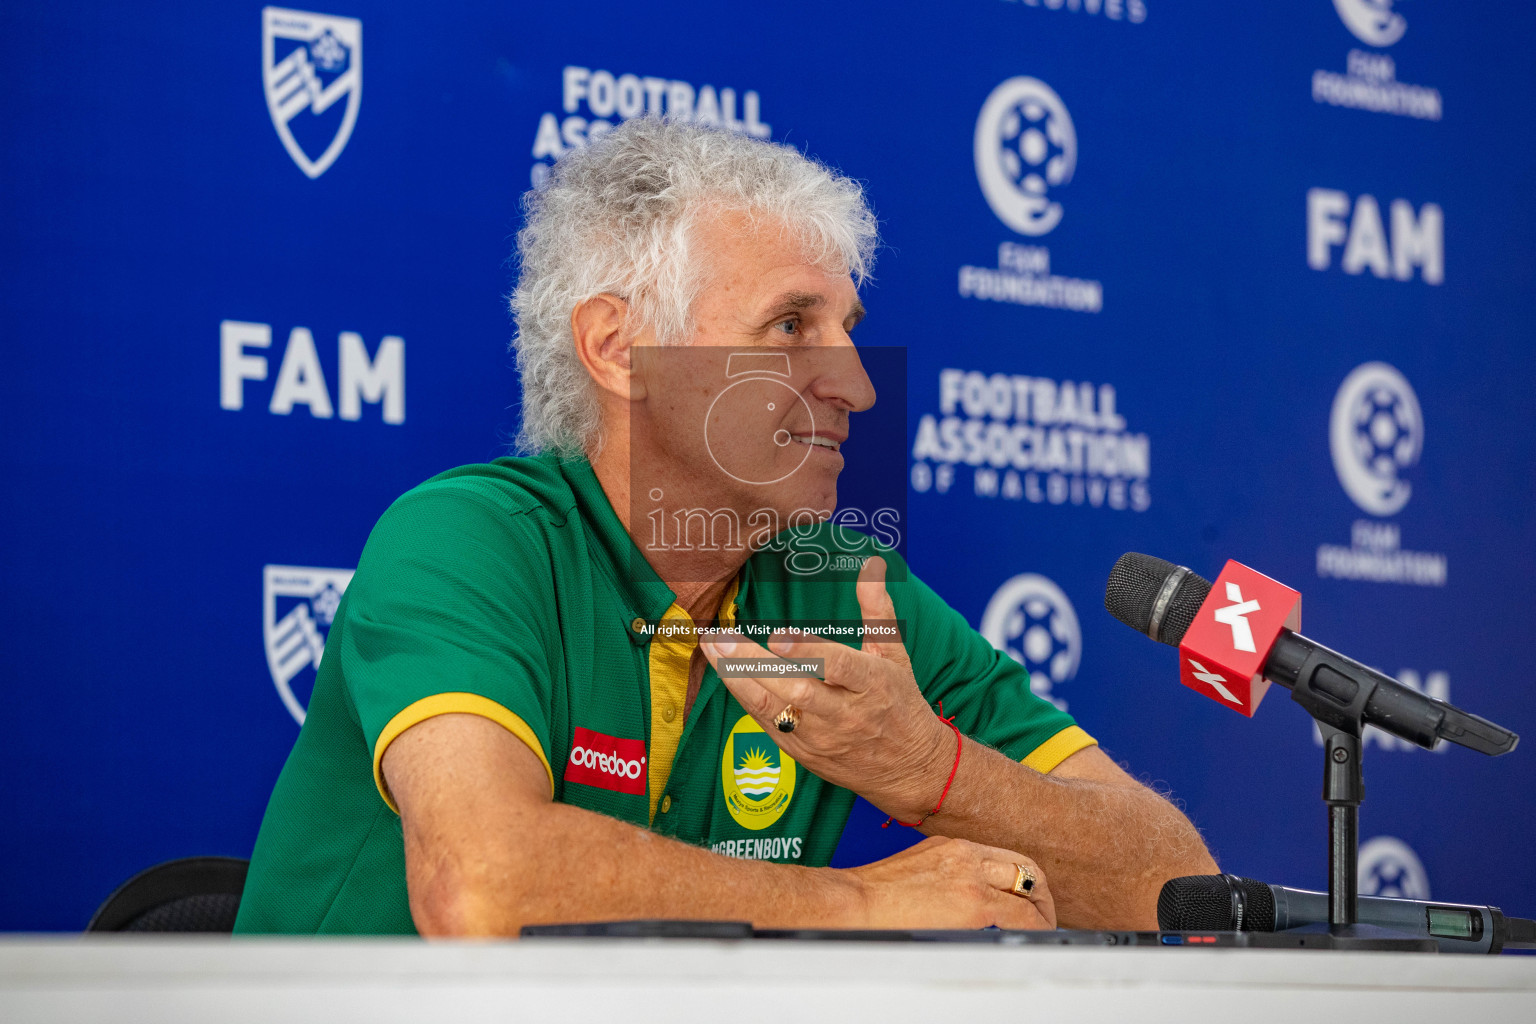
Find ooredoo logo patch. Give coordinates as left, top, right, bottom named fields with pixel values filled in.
left=564, top=727, right=647, bottom=795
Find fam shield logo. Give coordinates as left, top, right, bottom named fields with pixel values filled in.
left=1358, top=835, right=1431, bottom=899
left=974, top=77, right=1076, bottom=237
left=721, top=715, right=797, bottom=831
left=262, top=7, right=362, bottom=179
left=1334, top=0, right=1407, bottom=48
left=1329, top=362, right=1422, bottom=517
left=979, top=574, right=1080, bottom=711
left=264, top=564, right=354, bottom=724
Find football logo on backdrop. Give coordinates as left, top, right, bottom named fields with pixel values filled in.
left=1358, top=835, right=1431, bottom=899
left=1329, top=362, right=1422, bottom=517
left=980, top=574, right=1079, bottom=710
left=974, top=78, right=1077, bottom=237
left=264, top=564, right=354, bottom=724
left=262, top=8, right=362, bottom=178
left=1333, top=0, right=1407, bottom=48
left=1312, top=3, right=1438, bottom=121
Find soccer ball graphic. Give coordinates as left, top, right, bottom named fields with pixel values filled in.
left=1329, top=362, right=1422, bottom=516
left=1334, top=0, right=1407, bottom=48
left=309, top=29, right=349, bottom=73
left=1353, top=386, right=1417, bottom=481
left=1357, top=836, right=1430, bottom=900
left=974, top=77, right=1076, bottom=236
left=996, top=99, right=1072, bottom=200
left=311, top=582, right=344, bottom=627
left=980, top=574, right=1080, bottom=710
left=1363, top=859, right=1411, bottom=898
left=1005, top=596, right=1075, bottom=686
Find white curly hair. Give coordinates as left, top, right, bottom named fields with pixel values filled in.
left=509, top=117, right=878, bottom=456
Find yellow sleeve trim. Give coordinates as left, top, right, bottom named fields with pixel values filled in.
left=720, top=574, right=742, bottom=628
left=371, top=692, right=554, bottom=814
left=1021, top=725, right=1098, bottom=775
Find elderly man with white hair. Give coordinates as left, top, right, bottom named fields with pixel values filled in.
left=236, top=118, right=1217, bottom=936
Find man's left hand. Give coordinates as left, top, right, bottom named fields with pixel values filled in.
left=700, top=556, right=956, bottom=823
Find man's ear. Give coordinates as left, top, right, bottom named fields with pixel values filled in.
left=571, top=294, right=647, bottom=401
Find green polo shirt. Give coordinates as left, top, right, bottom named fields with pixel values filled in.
left=234, top=454, right=1093, bottom=934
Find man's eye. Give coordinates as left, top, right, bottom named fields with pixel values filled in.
left=774, top=318, right=799, bottom=335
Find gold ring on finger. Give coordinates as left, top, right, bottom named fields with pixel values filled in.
left=1011, top=863, right=1036, bottom=897
left=774, top=704, right=801, bottom=733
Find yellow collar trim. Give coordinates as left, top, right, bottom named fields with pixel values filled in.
left=646, top=576, right=740, bottom=823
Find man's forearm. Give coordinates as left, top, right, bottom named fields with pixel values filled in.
left=390, top=713, right=1057, bottom=936
left=407, top=798, right=858, bottom=935
left=917, top=741, right=1218, bottom=929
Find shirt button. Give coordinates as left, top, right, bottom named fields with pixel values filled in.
left=630, top=617, right=647, bottom=634
left=660, top=795, right=672, bottom=814
left=662, top=703, right=677, bottom=724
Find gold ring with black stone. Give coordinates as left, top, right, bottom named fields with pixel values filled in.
left=774, top=705, right=801, bottom=733
left=1012, top=864, right=1036, bottom=897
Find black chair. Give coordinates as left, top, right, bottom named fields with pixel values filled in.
left=87, top=856, right=250, bottom=932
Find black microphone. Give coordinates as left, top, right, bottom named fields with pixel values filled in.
left=1158, top=874, right=1536, bottom=954
left=1104, top=553, right=1518, bottom=756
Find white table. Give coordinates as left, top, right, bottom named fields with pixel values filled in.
left=3, top=935, right=1534, bottom=1023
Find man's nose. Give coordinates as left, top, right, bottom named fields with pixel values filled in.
left=808, top=345, right=876, bottom=413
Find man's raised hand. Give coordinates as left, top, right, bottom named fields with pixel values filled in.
left=700, top=556, right=956, bottom=824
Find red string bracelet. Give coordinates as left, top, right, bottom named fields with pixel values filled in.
left=882, top=702, right=963, bottom=829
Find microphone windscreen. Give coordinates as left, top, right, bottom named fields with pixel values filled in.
left=1157, top=875, right=1276, bottom=932
left=1105, top=553, right=1212, bottom=646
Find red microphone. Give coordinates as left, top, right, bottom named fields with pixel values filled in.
left=1175, top=560, right=1300, bottom=716
left=1106, top=553, right=1515, bottom=754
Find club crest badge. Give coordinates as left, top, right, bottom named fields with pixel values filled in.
left=262, top=7, right=362, bottom=178
left=263, top=564, right=354, bottom=724
left=721, top=715, right=797, bottom=831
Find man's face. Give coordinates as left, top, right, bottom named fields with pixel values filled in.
left=630, top=209, right=875, bottom=537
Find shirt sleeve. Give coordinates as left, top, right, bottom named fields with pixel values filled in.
left=888, top=557, right=1096, bottom=774
left=336, top=481, right=561, bottom=811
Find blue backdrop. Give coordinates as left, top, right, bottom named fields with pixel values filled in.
left=4, top=0, right=1534, bottom=931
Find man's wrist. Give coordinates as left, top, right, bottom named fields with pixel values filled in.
left=818, top=866, right=870, bottom=929
left=877, top=714, right=959, bottom=823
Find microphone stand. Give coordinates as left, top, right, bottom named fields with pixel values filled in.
left=1256, top=627, right=1519, bottom=948
left=1295, top=680, right=1437, bottom=950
